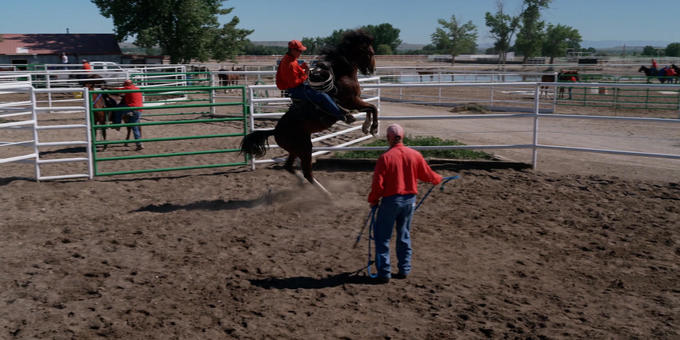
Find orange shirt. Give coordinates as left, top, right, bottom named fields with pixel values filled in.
left=83, top=62, right=92, bottom=70
left=121, top=83, right=143, bottom=111
left=276, top=53, right=307, bottom=90
left=368, top=143, right=442, bottom=205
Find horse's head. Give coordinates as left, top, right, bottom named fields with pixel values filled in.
left=325, top=29, right=375, bottom=75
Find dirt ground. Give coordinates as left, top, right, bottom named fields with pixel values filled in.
left=2, top=68, right=680, bottom=339
left=1, top=165, right=679, bottom=339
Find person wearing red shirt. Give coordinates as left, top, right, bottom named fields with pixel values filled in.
left=367, top=124, right=442, bottom=283
left=117, top=80, right=144, bottom=150
left=82, top=59, right=92, bottom=71
left=276, top=40, right=354, bottom=123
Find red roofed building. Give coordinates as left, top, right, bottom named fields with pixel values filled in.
left=0, top=33, right=123, bottom=67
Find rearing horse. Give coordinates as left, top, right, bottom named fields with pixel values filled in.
left=240, top=30, right=378, bottom=192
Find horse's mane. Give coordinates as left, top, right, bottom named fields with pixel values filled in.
left=320, top=29, right=374, bottom=75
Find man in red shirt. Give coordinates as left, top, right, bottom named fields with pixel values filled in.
left=367, top=124, right=442, bottom=283
left=117, top=80, right=144, bottom=150
left=82, top=59, right=92, bottom=71
left=276, top=40, right=354, bottom=123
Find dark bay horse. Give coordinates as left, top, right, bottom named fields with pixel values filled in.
left=240, top=30, right=378, bottom=193
left=638, top=65, right=672, bottom=84
left=217, top=65, right=243, bottom=92
left=82, top=75, right=140, bottom=150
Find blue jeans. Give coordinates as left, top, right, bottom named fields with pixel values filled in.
left=114, top=109, right=142, bottom=145
left=374, top=194, right=416, bottom=278
left=127, top=111, right=142, bottom=143
left=287, top=84, right=344, bottom=119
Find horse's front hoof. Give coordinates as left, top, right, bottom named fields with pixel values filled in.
left=361, top=119, right=371, bottom=134
left=370, top=123, right=379, bottom=136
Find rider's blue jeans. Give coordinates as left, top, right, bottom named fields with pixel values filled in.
left=374, top=194, right=416, bottom=278
left=287, top=84, right=344, bottom=119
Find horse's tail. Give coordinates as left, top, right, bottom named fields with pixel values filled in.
left=240, top=129, right=275, bottom=157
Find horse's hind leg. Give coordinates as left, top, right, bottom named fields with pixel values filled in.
left=299, top=152, right=331, bottom=196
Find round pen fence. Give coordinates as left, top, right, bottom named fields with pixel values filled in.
left=3, top=68, right=680, bottom=181
left=89, top=85, right=248, bottom=176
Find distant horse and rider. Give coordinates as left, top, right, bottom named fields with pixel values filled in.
left=638, top=65, right=679, bottom=84
left=82, top=75, right=141, bottom=150
left=540, top=70, right=579, bottom=99
left=240, top=29, right=378, bottom=194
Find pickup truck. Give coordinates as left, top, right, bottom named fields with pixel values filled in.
left=48, top=62, right=133, bottom=87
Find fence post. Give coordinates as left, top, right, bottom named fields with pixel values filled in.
left=677, top=89, right=680, bottom=119
left=84, top=88, right=94, bottom=179
left=490, top=73, right=495, bottom=106
left=209, top=71, right=216, bottom=116
left=248, top=85, right=256, bottom=171
left=29, top=87, right=41, bottom=181
left=532, top=84, right=540, bottom=170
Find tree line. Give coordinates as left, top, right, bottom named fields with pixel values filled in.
left=93, top=0, right=680, bottom=64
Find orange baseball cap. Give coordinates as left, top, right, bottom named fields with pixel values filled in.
left=288, top=40, right=307, bottom=51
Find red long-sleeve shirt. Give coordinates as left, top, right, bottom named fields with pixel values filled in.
left=121, top=83, right=143, bottom=111
left=276, top=53, right=307, bottom=90
left=368, top=143, right=442, bottom=205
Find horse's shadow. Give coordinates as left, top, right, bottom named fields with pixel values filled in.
left=133, top=196, right=267, bottom=213
left=249, top=269, right=379, bottom=290
left=131, top=187, right=301, bottom=213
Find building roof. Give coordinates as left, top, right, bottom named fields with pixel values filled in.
left=0, top=34, right=122, bottom=55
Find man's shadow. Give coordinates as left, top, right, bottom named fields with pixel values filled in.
left=249, top=268, right=382, bottom=289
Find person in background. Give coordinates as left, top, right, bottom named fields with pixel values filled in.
left=651, top=59, right=658, bottom=73
left=82, top=59, right=91, bottom=71
left=367, top=123, right=443, bottom=284
left=61, top=52, right=68, bottom=69
left=117, top=79, right=144, bottom=150
left=276, top=39, right=354, bottom=123
left=665, top=65, right=677, bottom=82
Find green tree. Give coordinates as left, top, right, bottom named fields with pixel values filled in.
left=431, top=15, right=478, bottom=64
left=514, top=0, right=551, bottom=63
left=375, top=44, right=393, bottom=55
left=665, top=42, right=680, bottom=57
left=91, top=0, right=253, bottom=63
left=485, top=0, right=520, bottom=65
left=642, top=45, right=658, bottom=56
left=542, top=24, right=581, bottom=64
left=361, top=23, right=402, bottom=54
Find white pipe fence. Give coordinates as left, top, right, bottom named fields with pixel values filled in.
left=246, top=81, right=680, bottom=170
left=2, top=75, right=679, bottom=180
left=1, top=84, right=92, bottom=180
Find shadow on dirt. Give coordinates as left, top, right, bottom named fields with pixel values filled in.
left=249, top=269, right=385, bottom=289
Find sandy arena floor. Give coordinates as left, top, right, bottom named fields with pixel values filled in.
left=1, top=69, right=679, bottom=339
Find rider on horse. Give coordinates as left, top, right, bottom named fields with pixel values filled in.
left=276, top=40, right=355, bottom=123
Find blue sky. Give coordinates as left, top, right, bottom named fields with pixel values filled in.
left=2, top=0, right=678, bottom=46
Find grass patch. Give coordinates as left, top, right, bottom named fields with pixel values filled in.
left=335, top=136, right=494, bottom=160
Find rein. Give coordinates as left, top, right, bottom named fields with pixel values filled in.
left=414, top=175, right=459, bottom=211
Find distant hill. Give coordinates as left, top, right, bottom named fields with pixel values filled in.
left=250, top=41, right=288, bottom=47
left=250, top=40, right=428, bottom=51
left=582, top=40, right=672, bottom=49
